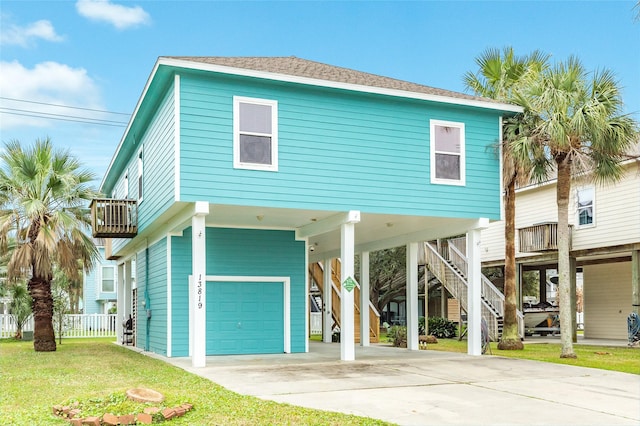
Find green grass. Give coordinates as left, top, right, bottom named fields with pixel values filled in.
left=0, top=338, right=391, bottom=425
left=421, top=338, right=640, bottom=374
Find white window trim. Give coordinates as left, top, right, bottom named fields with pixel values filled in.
left=430, top=119, right=466, bottom=186
left=575, top=185, right=596, bottom=229
left=233, top=96, right=278, bottom=171
left=137, top=147, right=144, bottom=203
left=100, top=265, right=116, bottom=294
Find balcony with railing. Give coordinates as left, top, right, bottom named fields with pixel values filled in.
left=90, top=199, right=138, bottom=238
left=518, top=222, right=571, bottom=253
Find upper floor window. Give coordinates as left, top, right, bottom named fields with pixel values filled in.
left=137, top=148, right=143, bottom=202
left=576, top=186, right=595, bottom=228
left=430, top=120, right=465, bottom=186
left=101, top=266, right=115, bottom=293
left=233, top=96, right=278, bottom=171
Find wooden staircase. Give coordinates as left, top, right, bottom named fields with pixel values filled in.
left=309, top=259, right=381, bottom=343
left=424, top=239, right=523, bottom=341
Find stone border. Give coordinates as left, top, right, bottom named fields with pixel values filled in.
left=52, top=402, right=193, bottom=425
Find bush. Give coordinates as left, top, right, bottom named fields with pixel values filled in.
left=427, top=316, right=457, bottom=338
left=387, top=325, right=407, bottom=347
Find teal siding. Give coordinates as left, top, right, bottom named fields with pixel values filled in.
left=113, top=83, right=176, bottom=255
left=169, top=227, right=306, bottom=356
left=147, top=238, right=168, bottom=355
left=170, top=228, right=192, bottom=357
left=135, top=249, right=147, bottom=350
left=83, top=246, right=117, bottom=314
left=179, top=72, right=501, bottom=219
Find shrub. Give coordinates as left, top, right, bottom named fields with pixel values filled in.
left=427, top=316, right=457, bottom=338
left=387, top=325, right=407, bottom=347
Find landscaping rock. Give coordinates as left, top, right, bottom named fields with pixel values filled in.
left=161, top=407, right=176, bottom=420
left=69, top=418, right=83, bottom=426
left=136, top=413, right=153, bottom=424
left=102, top=413, right=119, bottom=425
left=119, top=413, right=136, bottom=425
left=82, top=416, right=100, bottom=426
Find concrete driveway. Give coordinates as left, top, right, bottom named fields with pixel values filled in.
left=160, top=341, right=640, bottom=425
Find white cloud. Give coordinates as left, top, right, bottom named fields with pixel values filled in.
left=76, top=0, right=151, bottom=30
left=0, top=60, right=104, bottom=130
left=0, top=19, right=64, bottom=47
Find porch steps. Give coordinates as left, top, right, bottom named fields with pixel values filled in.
left=424, top=240, right=522, bottom=341
left=309, top=260, right=380, bottom=343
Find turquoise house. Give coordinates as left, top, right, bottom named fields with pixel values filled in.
left=92, top=57, right=521, bottom=366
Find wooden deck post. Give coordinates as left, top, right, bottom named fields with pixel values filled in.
left=360, top=251, right=370, bottom=347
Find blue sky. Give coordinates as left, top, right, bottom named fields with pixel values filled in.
left=1, top=0, right=638, bottom=182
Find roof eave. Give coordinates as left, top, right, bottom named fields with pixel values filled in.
left=158, top=57, right=523, bottom=114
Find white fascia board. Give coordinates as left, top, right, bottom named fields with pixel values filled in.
left=158, top=57, right=524, bottom=114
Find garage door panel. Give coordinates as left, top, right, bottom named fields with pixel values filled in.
left=206, top=281, right=284, bottom=355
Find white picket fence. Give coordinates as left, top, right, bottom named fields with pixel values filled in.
left=0, top=313, right=117, bottom=339
left=310, top=312, right=322, bottom=335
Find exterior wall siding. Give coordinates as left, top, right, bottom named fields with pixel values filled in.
left=145, top=238, right=168, bottom=355
left=113, top=84, right=176, bottom=255
left=583, top=262, right=631, bottom=340
left=83, top=246, right=117, bottom=314
left=169, top=227, right=305, bottom=356
left=571, top=164, right=640, bottom=250
left=179, top=72, right=502, bottom=219
left=481, top=163, right=639, bottom=263
left=170, top=228, right=192, bottom=357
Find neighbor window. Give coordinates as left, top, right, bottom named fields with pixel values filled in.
left=102, top=266, right=115, bottom=293
left=576, top=186, right=595, bottom=227
left=430, top=120, right=465, bottom=185
left=233, top=96, right=278, bottom=171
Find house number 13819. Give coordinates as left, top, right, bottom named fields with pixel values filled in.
left=197, top=274, right=203, bottom=309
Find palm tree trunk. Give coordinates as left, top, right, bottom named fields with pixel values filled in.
left=28, top=275, right=57, bottom=352
left=556, top=156, right=576, bottom=358
left=498, top=176, right=524, bottom=350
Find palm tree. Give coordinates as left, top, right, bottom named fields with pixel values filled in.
left=512, top=57, right=638, bottom=358
left=0, top=138, right=100, bottom=351
left=464, top=47, right=549, bottom=350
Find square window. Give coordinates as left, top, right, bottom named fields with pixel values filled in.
left=430, top=120, right=465, bottom=185
left=234, top=97, right=278, bottom=171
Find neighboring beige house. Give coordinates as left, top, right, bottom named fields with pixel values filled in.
left=480, top=156, right=640, bottom=340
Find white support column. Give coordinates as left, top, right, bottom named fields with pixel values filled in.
left=323, top=258, right=333, bottom=343
left=467, top=221, right=487, bottom=356
left=340, top=222, right=356, bottom=361
left=406, top=242, right=419, bottom=350
left=360, top=251, right=370, bottom=347
left=191, top=202, right=209, bottom=368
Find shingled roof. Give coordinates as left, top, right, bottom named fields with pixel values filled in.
left=164, top=56, right=505, bottom=105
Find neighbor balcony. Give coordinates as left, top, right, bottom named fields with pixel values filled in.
left=518, top=222, right=572, bottom=253
left=90, top=198, right=138, bottom=238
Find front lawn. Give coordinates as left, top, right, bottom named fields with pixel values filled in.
left=0, top=338, right=391, bottom=425
left=422, top=338, right=639, bottom=374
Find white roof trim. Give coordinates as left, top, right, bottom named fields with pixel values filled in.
left=160, top=57, right=523, bottom=113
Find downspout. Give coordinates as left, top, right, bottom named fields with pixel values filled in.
left=144, top=244, right=151, bottom=351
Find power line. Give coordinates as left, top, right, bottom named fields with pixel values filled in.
left=0, top=96, right=131, bottom=116
left=0, top=110, right=128, bottom=128
left=1, top=107, right=128, bottom=125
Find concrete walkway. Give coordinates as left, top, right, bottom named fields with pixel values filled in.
left=155, top=341, right=640, bottom=426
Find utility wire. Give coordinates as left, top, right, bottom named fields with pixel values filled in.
left=0, top=96, right=131, bottom=116
left=0, top=110, right=128, bottom=128
left=1, top=107, right=128, bottom=125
